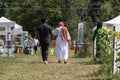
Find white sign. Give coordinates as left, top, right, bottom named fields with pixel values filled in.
left=78, top=23, right=83, bottom=44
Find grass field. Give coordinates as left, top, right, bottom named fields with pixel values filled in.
left=0, top=49, right=99, bottom=80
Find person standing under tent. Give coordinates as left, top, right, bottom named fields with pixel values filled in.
left=52, top=21, right=71, bottom=64
left=36, top=18, right=52, bottom=64
left=23, top=35, right=34, bottom=54
left=0, top=39, right=4, bottom=46
left=33, top=36, right=39, bottom=54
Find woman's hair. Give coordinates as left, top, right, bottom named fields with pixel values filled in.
left=58, top=22, right=68, bottom=42
left=97, top=22, right=102, bottom=28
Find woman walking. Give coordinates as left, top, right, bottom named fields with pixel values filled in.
left=53, top=21, right=71, bottom=64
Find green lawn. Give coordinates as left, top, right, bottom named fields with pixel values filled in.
left=0, top=49, right=99, bottom=80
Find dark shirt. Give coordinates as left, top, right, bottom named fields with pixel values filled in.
left=37, top=23, right=52, bottom=43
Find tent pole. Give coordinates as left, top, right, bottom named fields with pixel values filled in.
left=112, top=26, right=117, bottom=74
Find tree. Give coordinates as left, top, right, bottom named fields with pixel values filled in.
left=5, top=0, right=63, bottom=35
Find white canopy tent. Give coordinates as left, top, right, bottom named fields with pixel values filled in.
left=0, top=16, right=23, bottom=35
left=103, top=15, right=120, bottom=32
left=0, top=16, right=16, bottom=41
left=13, top=23, right=23, bottom=35
left=0, top=16, right=15, bottom=35
left=0, top=16, right=15, bottom=27
left=0, top=16, right=16, bottom=57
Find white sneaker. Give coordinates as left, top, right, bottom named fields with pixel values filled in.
left=43, top=61, right=48, bottom=64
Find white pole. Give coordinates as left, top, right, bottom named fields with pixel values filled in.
left=113, top=26, right=117, bottom=74
left=93, top=37, right=96, bottom=59
left=93, top=27, right=97, bottom=60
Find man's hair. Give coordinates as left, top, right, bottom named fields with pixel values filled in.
left=41, top=18, right=47, bottom=23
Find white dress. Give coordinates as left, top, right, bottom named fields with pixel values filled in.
left=53, top=27, right=71, bottom=60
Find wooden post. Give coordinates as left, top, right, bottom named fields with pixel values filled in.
left=75, top=41, right=78, bottom=54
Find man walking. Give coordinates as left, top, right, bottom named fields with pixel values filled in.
left=36, top=18, right=52, bottom=64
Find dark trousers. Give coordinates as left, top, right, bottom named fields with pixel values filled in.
left=34, top=46, right=37, bottom=53
left=40, top=42, right=50, bottom=61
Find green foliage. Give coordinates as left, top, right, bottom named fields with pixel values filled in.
left=93, top=28, right=120, bottom=79
left=1, top=0, right=93, bottom=39
left=116, top=43, right=120, bottom=63
left=96, top=31, right=113, bottom=64
left=0, top=0, right=120, bottom=38
left=98, top=2, right=114, bottom=21
left=95, top=63, right=120, bottom=79
left=93, top=28, right=113, bottom=74
left=3, top=0, right=62, bottom=34
left=95, top=63, right=112, bottom=78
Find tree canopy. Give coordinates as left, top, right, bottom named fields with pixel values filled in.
left=0, top=0, right=120, bottom=41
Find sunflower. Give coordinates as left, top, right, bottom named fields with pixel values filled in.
left=117, top=32, right=120, bottom=39
left=98, top=28, right=104, bottom=34
left=103, top=28, right=109, bottom=34
left=108, top=30, right=114, bottom=36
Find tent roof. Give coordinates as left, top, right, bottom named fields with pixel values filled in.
left=14, top=24, right=23, bottom=31
left=0, top=16, right=15, bottom=27
left=103, top=15, right=120, bottom=31
left=13, top=23, right=23, bottom=34
left=103, top=15, right=120, bottom=25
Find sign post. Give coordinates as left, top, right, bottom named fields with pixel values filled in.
left=74, top=23, right=84, bottom=54
left=78, top=23, right=84, bottom=45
